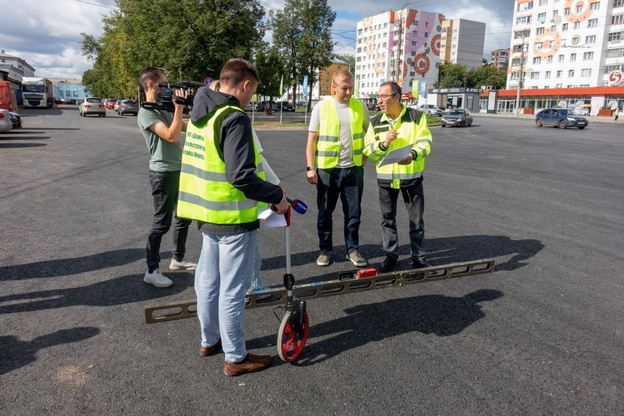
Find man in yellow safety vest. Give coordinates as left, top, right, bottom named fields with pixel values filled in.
left=305, top=70, right=370, bottom=268
left=178, top=59, right=289, bottom=377
left=363, top=81, right=433, bottom=273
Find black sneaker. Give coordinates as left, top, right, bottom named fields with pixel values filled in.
left=411, top=258, right=431, bottom=269
left=378, top=256, right=398, bottom=273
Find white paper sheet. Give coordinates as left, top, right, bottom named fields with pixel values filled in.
left=258, top=208, right=287, bottom=227
left=378, top=144, right=413, bottom=167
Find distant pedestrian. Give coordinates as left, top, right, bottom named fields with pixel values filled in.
left=615, top=107, right=620, bottom=121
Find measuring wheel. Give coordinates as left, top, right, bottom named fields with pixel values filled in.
left=277, top=309, right=309, bottom=362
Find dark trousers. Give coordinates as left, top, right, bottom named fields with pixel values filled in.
left=316, top=166, right=364, bottom=254
left=146, top=170, right=192, bottom=271
left=378, top=178, right=425, bottom=260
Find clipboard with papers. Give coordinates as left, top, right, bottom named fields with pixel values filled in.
left=377, top=144, right=413, bottom=167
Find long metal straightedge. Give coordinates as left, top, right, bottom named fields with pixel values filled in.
left=144, top=259, right=495, bottom=324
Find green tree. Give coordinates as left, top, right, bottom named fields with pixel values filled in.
left=467, top=64, right=507, bottom=90
left=436, top=62, right=467, bottom=88
left=255, top=48, right=286, bottom=114
left=81, top=0, right=265, bottom=99
left=271, top=0, right=335, bottom=107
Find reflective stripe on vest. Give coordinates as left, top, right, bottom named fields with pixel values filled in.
left=316, top=97, right=365, bottom=169
left=177, top=105, right=265, bottom=224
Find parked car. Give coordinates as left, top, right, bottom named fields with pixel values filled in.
left=278, top=102, right=295, bottom=112
left=113, top=100, right=122, bottom=112
left=118, top=100, right=138, bottom=116
left=244, top=102, right=255, bottom=112
left=79, top=97, right=106, bottom=117
left=9, top=111, right=22, bottom=128
left=417, top=104, right=444, bottom=116
left=0, top=109, right=12, bottom=132
left=440, top=109, right=473, bottom=127
left=535, top=108, right=588, bottom=129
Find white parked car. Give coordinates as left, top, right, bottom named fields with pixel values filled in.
left=0, top=109, right=13, bottom=132
left=416, top=104, right=444, bottom=116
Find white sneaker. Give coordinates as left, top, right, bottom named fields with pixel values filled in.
left=144, top=269, right=174, bottom=288
left=169, top=258, right=197, bottom=271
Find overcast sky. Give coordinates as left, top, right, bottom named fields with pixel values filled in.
left=0, top=0, right=516, bottom=80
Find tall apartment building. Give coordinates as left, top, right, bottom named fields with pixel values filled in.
left=507, top=0, right=624, bottom=90
left=355, top=9, right=445, bottom=100
left=491, top=48, right=510, bottom=69
left=440, top=19, right=487, bottom=70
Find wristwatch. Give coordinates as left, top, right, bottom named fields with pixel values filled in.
left=306, top=166, right=315, bottom=171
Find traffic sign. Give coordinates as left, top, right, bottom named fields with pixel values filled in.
left=203, top=77, right=213, bottom=86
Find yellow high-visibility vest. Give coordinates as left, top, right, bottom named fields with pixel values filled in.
left=316, top=97, right=365, bottom=169
left=177, top=105, right=265, bottom=224
left=363, top=104, right=432, bottom=189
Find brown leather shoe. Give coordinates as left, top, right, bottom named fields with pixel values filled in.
left=223, top=353, right=273, bottom=376
left=199, top=339, right=221, bottom=357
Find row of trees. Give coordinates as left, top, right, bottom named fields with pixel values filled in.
left=81, top=0, right=335, bottom=109
left=436, top=62, right=507, bottom=90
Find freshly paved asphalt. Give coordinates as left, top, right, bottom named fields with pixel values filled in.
left=1, top=106, right=623, bottom=414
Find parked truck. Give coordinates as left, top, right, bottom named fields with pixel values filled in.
left=21, top=77, right=54, bottom=108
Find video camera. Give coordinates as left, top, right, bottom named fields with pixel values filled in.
left=153, top=80, right=205, bottom=112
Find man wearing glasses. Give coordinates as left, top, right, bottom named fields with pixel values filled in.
left=306, top=70, right=370, bottom=268
left=363, top=81, right=433, bottom=273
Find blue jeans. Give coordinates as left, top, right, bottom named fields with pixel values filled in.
left=316, top=166, right=364, bottom=253
left=195, top=229, right=257, bottom=362
left=251, top=243, right=265, bottom=291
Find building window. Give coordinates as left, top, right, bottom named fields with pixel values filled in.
left=547, top=56, right=553, bottom=63
left=512, top=58, right=522, bottom=66
left=558, top=54, right=565, bottom=62
left=531, top=72, right=540, bottom=79
left=539, top=0, right=548, bottom=5
left=564, top=7, right=570, bottom=15
left=568, top=69, right=574, bottom=77
left=606, top=49, right=624, bottom=58
left=551, top=25, right=557, bottom=32
left=516, top=15, right=532, bottom=24
left=608, top=32, right=622, bottom=42
left=518, top=1, right=534, bottom=11
left=536, top=27, right=545, bottom=35
left=581, top=69, right=591, bottom=77
left=570, top=53, right=576, bottom=62
left=573, top=22, right=581, bottom=29
left=545, top=71, right=551, bottom=78
left=587, top=18, right=598, bottom=28
left=614, top=0, right=624, bottom=7
left=613, top=15, right=624, bottom=25
left=583, top=51, right=594, bottom=60
left=535, top=42, right=543, bottom=49
left=556, top=70, right=562, bottom=78
left=552, top=10, right=558, bottom=17
left=575, top=4, right=583, bottom=13
left=425, top=21, right=429, bottom=27
left=562, top=23, right=568, bottom=31
left=590, top=2, right=600, bottom=10
left=533, top=57, right=542, bottom=64
left=537, top=12, right=546, bottom=22
left=585, top=35, right=596, bottom=44
left=572, top=36, right=580, bottom=45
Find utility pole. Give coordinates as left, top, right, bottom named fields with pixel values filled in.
left=393, top=1, right=412, bottom=82
left=515, top=32, right=527, bottom=118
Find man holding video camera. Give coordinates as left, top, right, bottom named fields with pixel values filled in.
left=137, top=67, right=196, bottom=288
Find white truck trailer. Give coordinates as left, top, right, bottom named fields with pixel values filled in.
left=22, top=77, right=54, bottom=108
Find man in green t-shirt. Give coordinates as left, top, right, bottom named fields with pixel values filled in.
left=137, top=67, right=196, bottom=288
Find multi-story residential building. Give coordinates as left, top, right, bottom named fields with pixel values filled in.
left=491, top=48, right=510, bottom=69
left=440, top=19, right=486, bottom=70
left=355, top=8, right=445, bottom=101
left=506, top=0, right=624, bottom=90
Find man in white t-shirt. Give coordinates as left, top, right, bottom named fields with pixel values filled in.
left=305, top=70, right=370, bottom=268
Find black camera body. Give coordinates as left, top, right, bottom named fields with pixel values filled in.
left=154, top=80, right=205, bottom=112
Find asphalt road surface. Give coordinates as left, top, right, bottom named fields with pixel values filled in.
left=1, top=106, right=623, bottom=414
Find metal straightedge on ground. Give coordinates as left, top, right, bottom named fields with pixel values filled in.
left=145, top=259, right=495, bottom=324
